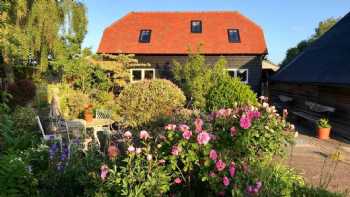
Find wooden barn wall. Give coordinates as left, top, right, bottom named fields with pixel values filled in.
left=269, top=83, right=350, bottom=138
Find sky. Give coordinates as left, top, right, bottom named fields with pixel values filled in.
left=82, top=0, right=350, bottom=64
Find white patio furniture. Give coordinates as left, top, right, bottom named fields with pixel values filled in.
left=36, top=116, right=63, bottom=149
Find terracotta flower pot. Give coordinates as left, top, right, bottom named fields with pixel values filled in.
left=317, top=127, right=331, bottom=140
left=84, top=111, right=93, bottom=123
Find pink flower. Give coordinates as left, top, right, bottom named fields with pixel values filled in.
left=223, top=176, right=230, bottom=187
left=165, top=124, right=177, bottom=131
left=182, top=130, right=192, bottom=140
left=139, top=130, right=150, bottom=140
left=100, top=164, right=109, bottom=181
left=197, top=131, right=210, bottom=145
left=174, top=177, right=182, bottom=184
left=178, top=124, right=190, bottom=132
left=230, top=127, right=237, bottom=137
left=127, top=145, right=135, bottom=153
left=209, top=149, right=218, bottom=161
left=158, top=159, right=166, bottom=165
left=194, top=118, right=203, bottom=133
left=229, top=162, right=236, bottom=177
left=253, top=111, right=261, bottom=119
left=240, top=115, right=251, bottom=129
left=146, top=154, right=152, bottom=161
left=209, top=171, right=216, bottom=177
left=216, top=160, right=226, bottom=171
left=171, top=145, right=181, bottom=156
left=136, top=148, right=142, bottom=154
left=124, top=131, right=132, bottom=139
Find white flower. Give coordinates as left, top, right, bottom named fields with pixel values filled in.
left=147, top=154, right=152, bottom=161
left=136, top=148, right=142, bottom=154
left=262, top=102, right=269, bottom=108
left=294, top=131, right=299, bottom=138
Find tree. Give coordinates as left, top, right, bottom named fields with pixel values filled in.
left=0, top=0, right=88, bottom=82
left=281, top=17, right=338, bottom=67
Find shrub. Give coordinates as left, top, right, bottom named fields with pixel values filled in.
left=48, top=84, right=90, bottom=119
left=12, top=106, right=37, bottom=131
left=172, top=54, right=228, bottom=110
left=0, top=152, right=38, bottom=196
left=117, top=79, right=186, bottom=127
left=8, top=79, right=36, bottom=106
left=206, top=76, right=258, bottom=111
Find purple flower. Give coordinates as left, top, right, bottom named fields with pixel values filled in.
left=56, top=162, right=64, bottom=172
left=240, top=115, right=251, bottom=129
left=100, top=164, right=109, bottom=181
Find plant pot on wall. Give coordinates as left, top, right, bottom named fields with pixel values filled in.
left=317, top=127, right=331, bottom=140
left=84, top=104, right=93, bottom=123
left=316, top=118, right=331, bottom=140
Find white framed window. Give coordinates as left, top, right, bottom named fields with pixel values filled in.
left=226, top=68, right=249, bottom=83
left=130, top=68, right=156, bottom=82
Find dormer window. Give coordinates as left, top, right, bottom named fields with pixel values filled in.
left=139, top=30, right=151, bottom=43
left=228, top=29, right=240, bottom=43
left=191, top=20, right=202, bottom=33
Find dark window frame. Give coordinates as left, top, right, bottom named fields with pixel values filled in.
left=227, top=29, right=241, bottom=43
left=191, top=20, right=202, bottom=33
left=139, top=29, right=152, bottom=43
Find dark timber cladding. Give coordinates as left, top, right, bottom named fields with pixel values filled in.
left=270, top=12, right=350, bottom=139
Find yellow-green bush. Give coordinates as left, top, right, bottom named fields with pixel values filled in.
left=117, top=79, right=186, bottom=127
left=48, top=84, right=90, bottom=119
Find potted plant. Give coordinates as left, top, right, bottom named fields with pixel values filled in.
left=317, top=118, right=331, bottom=139
left=84, top=104, right=93, bottom=123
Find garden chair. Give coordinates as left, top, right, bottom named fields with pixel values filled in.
left=94, top=109, right=113, bottom=147
left=36, top=116, right=63, bottom=150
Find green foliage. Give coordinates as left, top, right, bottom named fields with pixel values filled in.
left=0, top=152, right=38, bottom=196
left=11, top=106, right=37, bottom=132
left=281, top=17, right=338, bottom=67
left=317, top=118, right=331, bottom=128
left=117, top=79, right=186, bottom=127
left=206, top=76, right=258, bottom=111
left=48, top=84, right=90, bottom=119
left=292, top=185, right=346, bottom=197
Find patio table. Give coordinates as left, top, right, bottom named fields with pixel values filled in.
left=86, top=119, right=114, bottom=146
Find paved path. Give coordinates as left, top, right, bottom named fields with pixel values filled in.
left=285, top=132, right=350, bottom=194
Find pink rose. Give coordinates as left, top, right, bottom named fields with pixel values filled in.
left=230, top=127, right=237, bottom=137
left=194, top=118, right=203, bottom=133
left=174, top=177, right=182, bottom=184
left=209, top=149, right=218, bottom=161
left=216, top=160, right=226, bottom=171
left=178, top=124, right=190, bottom=132
left=123, top=131, right=132, bottom=139
left=127, top=145, right=135, bottom=153
left=240, top=115, right=251, bottom=129
left=229, top=162, right=236, bottom=177
left=171, top=145, right=181, bottom=156
left=100, top=164, right=109, bottom=181
left=139, top=130, right=150, bottom=140
left=182, top=130, right=192, bottom=140
left=197, top=131, right=210, bottom=145
left=165, top=124, right=177, bottom=131
left=223, top=176, right=230, bottom=187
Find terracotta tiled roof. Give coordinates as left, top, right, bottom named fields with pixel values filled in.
left=98, top=11, right=267, bottom=55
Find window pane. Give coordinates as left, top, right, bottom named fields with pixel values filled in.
left=139, top=30, right=151, bottom=42
left=144, top=70, right=154, bottom=80
left=132, top=70, right=142, bottom=81
left=237, top=69, right=248, bottom=82
left=228, top=29, right=240, bottom=42
left=228, top=70, right=236, bottom=78
left=191, top=21, right=202, bottom=33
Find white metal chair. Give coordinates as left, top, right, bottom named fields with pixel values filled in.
left=36, top=116, right=63, bottom=149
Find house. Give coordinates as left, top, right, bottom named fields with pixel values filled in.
left=270, top=12, right=350, bottom=139
left=97, top=11, right=267, bottom=92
